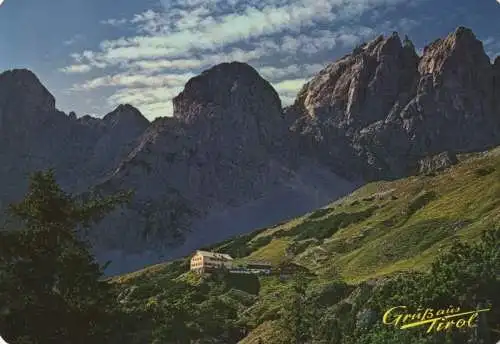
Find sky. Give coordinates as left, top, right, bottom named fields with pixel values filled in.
left=0, top=0, right=500, bottom=121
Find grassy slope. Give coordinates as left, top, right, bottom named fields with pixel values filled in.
left=110, top=147, right=500, bottom=343
left=226, top=147, right=500, bottom=283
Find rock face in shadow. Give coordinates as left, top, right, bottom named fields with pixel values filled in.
left=0, top=69, right=149, bottom=210
left=1, top=27, right=500, bottom=274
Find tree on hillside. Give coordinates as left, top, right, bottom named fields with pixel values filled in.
left=0, top=170, right=131, bottom=344
left=277, top=271, right=314, bottom=344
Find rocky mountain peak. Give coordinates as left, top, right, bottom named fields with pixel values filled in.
left=349, top=32, right=403, bottom=58
left=374, top=31, right=403, bottom=56
left=291, top=31, right=419, bottom=129
left=419, top=26, right=490, bottom=76
left=414, top=27, right=494, bottom=131
left=403, top=34, right=415, bottom=49
left=103, top=104, right=150, bottom=129
left=0, top=69, right=56, bottom=115
left=453, top=26, right=477, bottom=40
left=170, top=61, right=286, bottom=153
left=172, top=61, right=282, bottom=124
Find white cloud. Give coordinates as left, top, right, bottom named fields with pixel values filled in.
left=483, top=36, right=500, bottom=60
left=273, top=78, right=308, bottom=93
left=66, top=0, right=408, bottom=69
left=71, top=72, right=193, bottom=119
left=483, top=37, right=495, bottom=46
left=131, top=10, right=158, bottom=24
left=254, top=26, right=376, bottom=56
left=73, top=72, right=195, bottom=91
left=60, top=64, right=92, bottom=74
left=70, top=53, right=83, bottom=62
left=270, top=77, right=314, bottom=106
left=377, top=17, right=421, bottom=34
left=62, top=0, right=428, bottom=119
left=258, top=64, right=324, bottom=80
left=107, top=87, right=181, bottom=119
left=64, top=34, right=84, bottom=46
left=126, top=47, right=268, bottom=72
left=398, top=18, right=419, bottom=32
left=260, top=65, right=301, bottom=79
left=101, top=18, right=128, bottom=26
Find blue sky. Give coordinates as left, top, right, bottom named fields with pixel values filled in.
left=1, top=0, right=500, bottom=120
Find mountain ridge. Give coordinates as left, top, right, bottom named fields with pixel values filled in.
left=1, top=26, right=499, bottom=274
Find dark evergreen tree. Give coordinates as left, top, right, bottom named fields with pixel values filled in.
left=0, top=170, right=131, bottom=344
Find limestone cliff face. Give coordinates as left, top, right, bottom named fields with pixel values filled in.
left=401, top=27, right=498, bottom=154
left=289, top=27, right=500, bottom=180
left=293, top=32, right=419, bottom=129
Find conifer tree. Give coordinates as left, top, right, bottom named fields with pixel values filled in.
left=0, top=170, right=131, bottom=344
